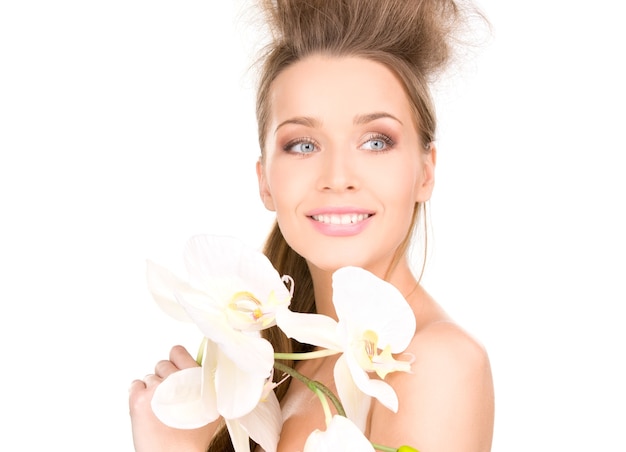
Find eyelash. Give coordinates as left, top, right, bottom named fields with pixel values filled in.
left=282, top=133, right=395, bottom=155
left=283, top=137, right=318, bottom=155
left=361, top=133, right=395, bottom=153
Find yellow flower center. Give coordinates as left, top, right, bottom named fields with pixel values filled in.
left=229, top=291, right=261, bottom=313
left=226, top=291, right=280, bottom=331
left=363, top=330, right=378, bottom=360
left=355, top=329, right=411, bottom=379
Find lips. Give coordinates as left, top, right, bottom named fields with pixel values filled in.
left=310, top=213, right=372, bottom=225
left=305, top=208, right=375, bottom=237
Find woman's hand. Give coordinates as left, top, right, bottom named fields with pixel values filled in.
left=129, top=345, right=218, bottom=452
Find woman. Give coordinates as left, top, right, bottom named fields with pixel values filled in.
left=130, top=0, right=494, bottom=450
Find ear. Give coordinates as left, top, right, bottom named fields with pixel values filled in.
left=256, top=159, right=276, bottom=211
left=414, top=144, right=436, bottom=202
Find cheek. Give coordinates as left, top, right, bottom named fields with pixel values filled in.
left=266, top=163, right=287, bottom=203
left=378, top=166, right=421, bottom=237
left=265, top=161, right=306, bottom=212
left=376, top=160, right=420, bottom=204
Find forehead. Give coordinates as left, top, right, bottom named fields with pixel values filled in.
left=269, top=55, right=413, bottom=125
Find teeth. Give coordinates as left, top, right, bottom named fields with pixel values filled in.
left=311, top=213, right=370, bottom=224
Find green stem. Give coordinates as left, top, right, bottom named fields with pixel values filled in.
left=274, top=349, right=341, bottom=361
left=199, top=340, right=414, bottom=452
left=311, top=386, right=333, bottom=426
left=371, top=444, right=397, bottom=452
left=274, top=362, right=419, bottom=452
left=273, top=361, right=346, bottom=417
left=373, top=446, right=420, bottom=452
left=196, top=337, right=208, bottom=366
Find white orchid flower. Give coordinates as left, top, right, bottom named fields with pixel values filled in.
left=152, top=339, right=281, bottom=452
left=146, top=234, right=292, bottom=420
left=276, top=266, right=415, bottom=431
left=303, top=415, right=375, bottom=452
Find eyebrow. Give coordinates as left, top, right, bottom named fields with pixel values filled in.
left=274, top=111, right=402, bottom=135
left=274, top=116, right=321, bottom=135
left=353, top=112, right=403, bottom=126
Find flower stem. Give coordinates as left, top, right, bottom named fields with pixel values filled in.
left=273, top=361, right=346, bottom=417
left=274, top=349, right=341, bottom=361
left=196, top=337, right=208, bottom=366
left=370, top=444, right=397, bottom=452
left=372, top=446, right=420, bottom=452
left=312, top=386, right=333, bottom=426
left=372, top=443, right=398, bottom=452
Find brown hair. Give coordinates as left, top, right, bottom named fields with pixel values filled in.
left=209, top=1, right=485, bottom=449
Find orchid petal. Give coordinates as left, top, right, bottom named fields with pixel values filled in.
left=237, top=390, right=282, bottom=452
left=172, top=291, right=233, bottom=342
left=275, top=308, right=343, bottom=351
left=333, top=266, right=415, bottom=351
left=303, top=415, right=375, bottom=452
left=225, top=419, right=251, bottom=452
left=333, top=355, right=371, bottom=431
left=175, top=293, right=274, bottom=375
left=217, top=332, right=275, bottom=376
left=183, top=235, right=291, bottom=302
left=200, top=339, right=219, bottom=410
left=371, top=344, right=412, bottom=379
left=215, top=349, right=267, bottom=419
left=173, top=286, right=225, bottom=316
left=183, top=234, right=245, bottom=282
left=151, top=367, right=219, bottom=429
left=345, top=349, right=398, bottom=413
left=145, top=260, right=193, bottom=322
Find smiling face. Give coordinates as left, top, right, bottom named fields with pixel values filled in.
left=257, top=55, right=435, bottom=276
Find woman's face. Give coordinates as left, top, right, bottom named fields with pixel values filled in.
left=257, top=55, right=435, bottom=276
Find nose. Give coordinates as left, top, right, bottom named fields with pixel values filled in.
left=317, top=146, right=358, bottom=192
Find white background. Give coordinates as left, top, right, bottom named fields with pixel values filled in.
left=1, top=1, right=624, bottom=451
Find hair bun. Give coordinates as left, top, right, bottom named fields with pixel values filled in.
left=257, top=0, right=487, bottom=80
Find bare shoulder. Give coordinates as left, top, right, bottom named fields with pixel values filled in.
left=411, top=320, right=491, bottom=371
left=403, top=319, right=493, bottom=417
left=368, top=320, right=495, bottom=452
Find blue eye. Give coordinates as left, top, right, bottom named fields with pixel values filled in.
left=285, top=139, right=317, bottom=154
left=361, top=133, right=394, bottom=152
left=363, top=139, right=386, bottom=150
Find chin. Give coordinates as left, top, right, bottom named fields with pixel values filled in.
left=304, top=252, right=391, bottom=280
left=300, top=250, right=359, bottom=273
left=286, top=233, right=401, bottom=278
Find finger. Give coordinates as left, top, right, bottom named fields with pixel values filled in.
left=143, top=373, right=162, bottom=389
left=129, top=378, right=146, bottom=395
left=128, top=379, right=151, bottom=415
left=169, top=345, right=199, bottom=369
left=155, top=359, right=178, bottom=379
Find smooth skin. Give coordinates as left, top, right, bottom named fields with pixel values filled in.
left=129, top=346, right=216, bottom=452
left=258, top=56, right=430, bottom=278
left=130, top=55, right=495, bottom=452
